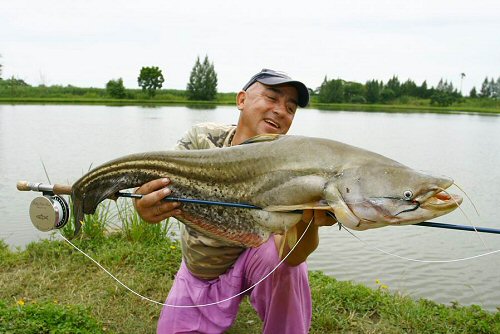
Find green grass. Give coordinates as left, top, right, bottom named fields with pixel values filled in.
left=1, top=201, right=499, bottom=333
left=0, top=299, right=105, bottom=334
left=1, top=233, right=498, bottom=333
left=1, top=84, right=499, bottom=114
left=310, top=101, right=500, bottom=114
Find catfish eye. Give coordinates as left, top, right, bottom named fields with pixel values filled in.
left=403, top=190, right=413, bottom=200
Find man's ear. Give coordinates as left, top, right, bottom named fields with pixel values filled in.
left=236, top=90, right=246, bottom=110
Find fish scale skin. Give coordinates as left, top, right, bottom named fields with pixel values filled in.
left=71, top=135, right=459, bottom=242
left=71, top=137, right=322, bottom=241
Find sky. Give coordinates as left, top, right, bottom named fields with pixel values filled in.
left=1, top=0, right=499, bottom=94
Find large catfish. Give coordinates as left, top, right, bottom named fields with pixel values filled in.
left=71, top=134, right=462, bottom=246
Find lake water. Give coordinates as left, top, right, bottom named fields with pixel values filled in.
left=1, top=104, right=499, bottom=311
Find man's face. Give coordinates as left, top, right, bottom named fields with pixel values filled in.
left=236, top=82, right=298, bottom=140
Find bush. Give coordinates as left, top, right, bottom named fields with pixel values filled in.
left=106, top=78, right=126, bottom=99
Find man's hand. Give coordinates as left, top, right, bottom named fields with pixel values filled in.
left=277, top=209, right=337, bottom=266
left=301, top=209, right=337, bottom=228
left=134, top=178, right=181, bottom=223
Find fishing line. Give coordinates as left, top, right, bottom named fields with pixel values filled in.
left=40, top=159, right=52, bottom=184
left=57, top=217, right=314, bottom=308
left=341, top=227, right=500, bottom=263
left=452, top=182, right=480, bottom=217
left=441, top=184, right=490, bottom=251
left=341, top=184, right=500, bottom=263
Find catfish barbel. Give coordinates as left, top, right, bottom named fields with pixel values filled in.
left=71, top=134, right=463, bottom=246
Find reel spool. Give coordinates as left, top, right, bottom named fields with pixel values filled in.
left=29, top=195, right=70, bottom=232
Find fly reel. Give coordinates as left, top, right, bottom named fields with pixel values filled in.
left=29, top=194, right=70, bottom=231
left=17, top=181, right=72, bottom=232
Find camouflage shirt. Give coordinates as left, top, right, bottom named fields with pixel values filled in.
left=174, top=122, right=246, bottom=280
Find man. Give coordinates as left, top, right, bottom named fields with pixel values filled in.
left=135, top=69, right=336, bottom=333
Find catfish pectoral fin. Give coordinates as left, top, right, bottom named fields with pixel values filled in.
left=264, top=202, right=331, bottom=212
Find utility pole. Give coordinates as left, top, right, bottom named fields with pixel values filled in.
left=460, top=73, right=466, bottom=95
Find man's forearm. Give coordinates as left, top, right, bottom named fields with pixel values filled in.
left=280, top=218, right=320, bottom=266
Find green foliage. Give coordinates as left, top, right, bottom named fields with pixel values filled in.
left=430, top=78, right=462, bottom=106
left=116, top=200, right=179, bottom=244
left=0, top=76, right=30, bottom=87
left=0, top=299, right=105, bottom=333
left=137, top=66, right=165, bottom=98
left=386, top=75, right=401, bottom=97
left=318, top=77, right=344, bottom=103
left=187, top=55, right=218, bottom=101
left=418, top=80, right=431, bottom=98
left=484, top=77, right=500, bottom=99
left=480, top=77, right=491, bottom=98
left=106, top=78, right=126, bottom=99
left=430, top=91, right=456, bottom=107
left=343, top=81, right=366, bottom=103
left=400, top=79, right=418, bottom=97
left=0, top=83, right=107, bottom=98
left=477, top=76, right=500, bottom=99
left=365, top=80, right=382, bottom=103
left=380, top=88, right=396, bottom=102
left=470, top=86, right=478, bottom=98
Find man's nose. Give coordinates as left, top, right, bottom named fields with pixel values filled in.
left=272, top=100, right=287, bottom=116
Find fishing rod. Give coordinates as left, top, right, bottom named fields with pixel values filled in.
left=17, top=181, right=500, bottom=235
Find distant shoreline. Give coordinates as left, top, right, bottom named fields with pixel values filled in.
left=1, top=97, right=499, bottom=115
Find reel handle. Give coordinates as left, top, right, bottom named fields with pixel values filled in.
left=17, top=181, right=72, bottom=195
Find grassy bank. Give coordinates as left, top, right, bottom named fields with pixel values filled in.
left=1, top=85, right=499, bottom=114
left=1, top=202, right=498, bottom=333
left=2, top=96, right=499, bottom=115
left=1, top=236, right=499, bottom=333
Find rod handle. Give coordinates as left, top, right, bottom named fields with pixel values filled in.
left=53, top=184, right=72, bottom=195
left=16, top=181, right=72, bottom=195
left=16, top=180, right=32, bottom=191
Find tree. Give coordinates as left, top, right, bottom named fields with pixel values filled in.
left=417, top=81, right=431, bottom=99
left=400, top=79, right=418, bottom=97
left=430, top=91, right=455, bottom=106
left=386, top=75, right=401, bottom=97
left=365, top=80, right=382, bottom=103
left=137, top=66, right=164, bottom=98
left=0, top=54, right=3, bottom=80
left=469, top=87, right=478, bottom=98
left=431, top=78, right=461, bottom=106
left=187, top=55, right=218, bottom=101
left=380, top=88, right=395, bottom=103
left=492, top=77, right=500, bottom=99
left=343, top=81, right=365, bottom=103
left=436, top=78, right=455, bottom=93
left=479, top=77, right=491, bottom=98
left=318, top=77, right=344, bottom=103
left=106, top=78, right=126, bottom=99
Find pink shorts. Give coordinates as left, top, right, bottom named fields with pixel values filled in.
left=157, top=236, right=312, bottom=333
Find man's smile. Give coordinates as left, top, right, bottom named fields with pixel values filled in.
left=264, top=118, right=280, bottom=129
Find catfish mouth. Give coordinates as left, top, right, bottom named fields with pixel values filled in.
left=420, top=190, right=463, bottom=211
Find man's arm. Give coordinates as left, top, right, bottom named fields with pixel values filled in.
left=275, top=210, right=337, bottom=266
left=133, top=125, right=201, bottom=223
left=134, top=178, right=181, bottom=223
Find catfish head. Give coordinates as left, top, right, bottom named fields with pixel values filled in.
left=332, top=162, right=463, bottom=230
